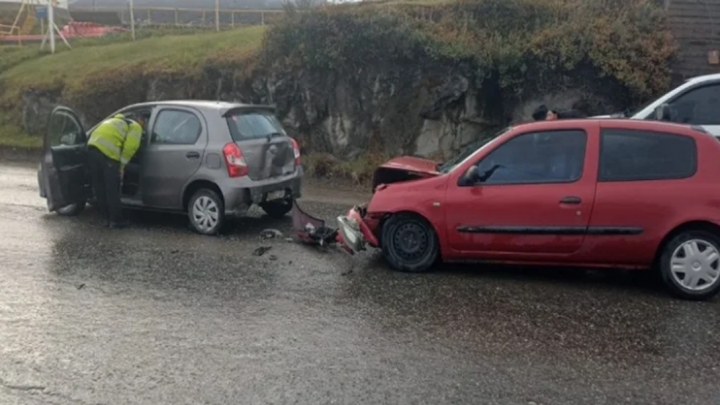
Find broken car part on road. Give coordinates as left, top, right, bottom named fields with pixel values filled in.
left=292, top=156, right=440, bottom=252
left=292, top=199, right=338, bottom=247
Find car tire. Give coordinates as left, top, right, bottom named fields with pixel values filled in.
left=188, top=189, right=225, bottom=236
left=381, top=213, right=439, bottom=273
left=659, top=230, right=720, bottom=301
left=260, top=199, right=292, bottom=218
left=56, top=202, right=86, bottom=217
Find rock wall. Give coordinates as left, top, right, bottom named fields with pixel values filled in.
left=19, top=62, right=621, bottom=160
left=238, top=64, right=620, bottom=159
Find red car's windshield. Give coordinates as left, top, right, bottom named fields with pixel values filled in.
left=438, top=127, right=510, bottom=173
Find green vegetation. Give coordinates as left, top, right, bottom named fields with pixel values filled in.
left=266, top=0, right=674, bottom=100
left=0, top=123, right=42, bottom=148
left=1, top=26, right=264, bottom=92
left=258, top=0, right=675, bottom=183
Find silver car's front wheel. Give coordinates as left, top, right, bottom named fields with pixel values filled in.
left=188, top=189, right=225, bottom=235
left=661, top=230, right=720, bottom=300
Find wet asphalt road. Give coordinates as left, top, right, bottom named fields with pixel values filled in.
left=1, top=162, right=719, bottom=405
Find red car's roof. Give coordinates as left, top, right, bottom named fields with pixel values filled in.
left=511, top=119, right=708, bottom=138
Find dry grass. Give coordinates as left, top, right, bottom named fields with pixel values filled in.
left=303, top=152, right=391, bottom=187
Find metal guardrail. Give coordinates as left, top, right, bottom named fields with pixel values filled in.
left=69, top=6, right=283, bottom=28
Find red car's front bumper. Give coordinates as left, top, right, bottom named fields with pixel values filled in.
left=291, top=199, right=378, bottom=254
left=336, top=206, right=379, bottom=254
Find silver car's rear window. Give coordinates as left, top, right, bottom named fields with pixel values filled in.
left=226, top=111, right=284, bottom=141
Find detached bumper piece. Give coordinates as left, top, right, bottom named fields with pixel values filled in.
left=292, top=199, right=337, bottom=246
left=292, top=200, right=376, bottom=255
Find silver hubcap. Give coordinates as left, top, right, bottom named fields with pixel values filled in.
left=192, top=196, right=219, bottom=232
left=671, top=239, right=720, bottom=291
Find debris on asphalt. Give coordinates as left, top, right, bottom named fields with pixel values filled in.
left=260, top=229, right=284, bottom=240
left=76, top=283, right=86, bottom=290
left=269, top=255, right=278, bottom=261
left=291, top=199, right=338, bottom=246
left=253, top=246, right=272, bottom=257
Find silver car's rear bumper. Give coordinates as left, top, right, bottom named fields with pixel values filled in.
left=220, top=168, right=304, bottom=216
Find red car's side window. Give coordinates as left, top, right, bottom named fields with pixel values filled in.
left=598, top=129, right=697, bottom=182
left=465, top=130, right=587, bottom=186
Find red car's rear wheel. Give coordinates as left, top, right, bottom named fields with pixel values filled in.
left=660, top=230, right=720, bottom=301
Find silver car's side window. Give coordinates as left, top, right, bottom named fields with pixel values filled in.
left=151, top=109, right=202, bottom=145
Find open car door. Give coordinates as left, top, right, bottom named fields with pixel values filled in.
left=40, top=107, right=88, bottom=211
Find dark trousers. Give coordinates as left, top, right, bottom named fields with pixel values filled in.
left=88, top=146, right=123, bottom=224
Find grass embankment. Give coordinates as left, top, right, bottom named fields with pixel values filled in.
left=0, top=26, right=265, bottom=149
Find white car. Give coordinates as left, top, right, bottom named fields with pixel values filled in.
left=596, top=73, right=720, bottom=137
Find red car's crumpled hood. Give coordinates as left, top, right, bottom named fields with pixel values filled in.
left=379, top=156, right=439, bottom=174
left=372, top=156, right=440, bottom=190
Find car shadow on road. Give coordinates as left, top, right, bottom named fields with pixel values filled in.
left=120, top=208, right=295, bottom=237
left=49, top=206, right=670, bottom=299
left=357, top=252, right=667, bottom=299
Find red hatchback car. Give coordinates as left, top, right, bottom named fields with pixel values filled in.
left=336, top=119, right=720, bottom=300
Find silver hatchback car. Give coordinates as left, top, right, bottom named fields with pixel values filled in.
left=38, top=101, right=303, bottom=235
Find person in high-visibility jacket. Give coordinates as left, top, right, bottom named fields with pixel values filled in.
left=87, top=113, right=145, bottom=228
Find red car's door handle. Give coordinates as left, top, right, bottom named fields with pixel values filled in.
left=560, top=196, right=582, bottom=205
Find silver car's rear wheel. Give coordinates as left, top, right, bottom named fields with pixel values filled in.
left=660, top=230, right=720, bottom=300
left=188, top=189, right=225, bottom=235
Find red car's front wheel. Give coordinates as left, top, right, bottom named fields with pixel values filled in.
left=381, top=214, right=439, bottom=273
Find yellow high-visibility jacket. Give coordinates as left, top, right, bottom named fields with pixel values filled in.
left=88, top=114, right=142, bottom=168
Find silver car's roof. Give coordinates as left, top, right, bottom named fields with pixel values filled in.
left=125, top=100, right=275, bottom=114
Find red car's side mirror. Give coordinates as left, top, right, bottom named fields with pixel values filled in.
left=459, top=166, right=480, bottom=186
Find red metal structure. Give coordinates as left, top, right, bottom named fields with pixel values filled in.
left=1, top=21, right=125, bottom=43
